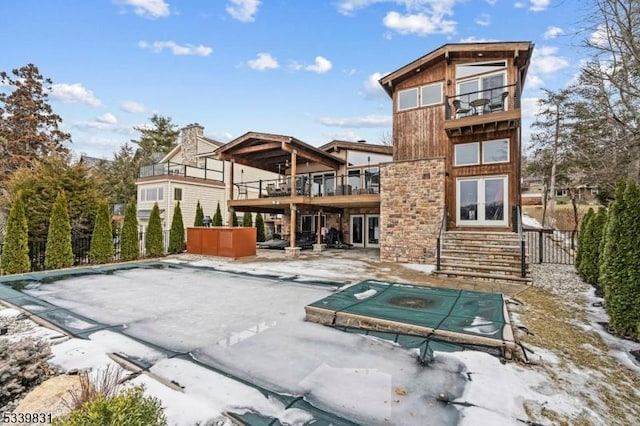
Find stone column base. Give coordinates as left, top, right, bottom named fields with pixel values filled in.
left=312, top=244, right=327, bottom=252
left=284, top=247, right=302, bottom=257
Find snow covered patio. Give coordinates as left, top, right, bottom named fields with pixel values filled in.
left=1, top=253, right=639, bottom=425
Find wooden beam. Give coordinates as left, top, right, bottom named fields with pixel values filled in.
left=290, top=150, right=297, bottom=196
left=290, top=204, right=297, bottom=249
left=231, top=142, right=281, bottom=155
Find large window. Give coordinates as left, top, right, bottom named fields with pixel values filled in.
left=455, top=139, right=509, bottom=166
left=397, top=82, right=443, bottom=111
left=139, top=187, right=164, bottom=202
left=455, top=61, right=508, bottom=111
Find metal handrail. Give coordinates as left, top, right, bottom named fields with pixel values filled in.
left=515, top=204, right=526, bottom=278
left=436, top=206, right=448, bottom=271
left=236, top=173, right=381, bottom=199
left=445, top=83, right=520, bottom=119
left=138, top=161, right=224, bottom=182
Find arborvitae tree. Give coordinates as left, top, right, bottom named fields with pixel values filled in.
left=194, top=201, right=204, bottom=226
left=0, top=191, right=30, bottom=274
left=579, top=207, right=607, bottom=289
left=121, top=199, right=139, bottom=261
left=242, top=212, right=253, bottom=227
left=145, top=203, right=164, bottom=257
left=255, top=213, right=266, bottom=242
left=168, top=202, right=185, bottom=253
left=44, top=191, right=74, bottom=270
left=212, top=202, right=223, bottom=226
left=232, top=212, right=239, bottom=227
left=623, top=181, right=640, bottom=339
left=576, top=208, right=594, bottom=276
left=601, top=180, right=632, bottom=335
left=89, top=201, right=114, bottom=264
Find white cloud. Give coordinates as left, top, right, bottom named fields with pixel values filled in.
left=120, top=100, right=146, bottom=114
left=319, top=115, right=391, bottom=128
left=521, top=97, right=543, bottom=120
left=526, top=75, right=545, bottom=89
left=289, top=61, right=303, bottom=72
left=475, top=13, right=490, bottom=26
left=383, top=11, right=456, bottom=35
left=96, top=113, right=118, bottom=125
left=363, top=72, right=388, bottom=98
left=529, top=0, right=550, bottom=12
left=50, top=83, right=102, bottom=107
left=226, top=0, right=261, bottom=22
left=543, top=26, right=564, bottom=39
left=138, top=40, right=213, bottom=56
left=247, top=53, right=279, bottom=71
left=530, top=46, right=570, bottom=74
left=590, top=24, right=609, bottom=47
left=321, top=130, right=362, bottom=141
left=114, top=0, right=170, bottom=18
left=514, top=2, right=525, bottom=8
left=486, top=0, right=497, bottom=4
left=305, top=56, right=333, bottom=74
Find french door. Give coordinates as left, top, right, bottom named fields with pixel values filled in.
left=350, top=214, right=380, bottom=248
left=457, top=176, right=508, bottom=226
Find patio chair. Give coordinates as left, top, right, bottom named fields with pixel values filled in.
left=452, top=99, right=471, bottom=117
left=488, top=91, right=508, bottom=112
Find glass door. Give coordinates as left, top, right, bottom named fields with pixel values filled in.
left=366, top=215, right=380, bottom=248
left=350, top=215, right=364, bottom=247
left=457, top=176, right=508, bottom=226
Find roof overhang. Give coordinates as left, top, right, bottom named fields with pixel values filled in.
left=215, top=132, right=345, bottom=173
left=319, top=140, right=393, bottom=156
left=379, top=42, right=535, bottom=97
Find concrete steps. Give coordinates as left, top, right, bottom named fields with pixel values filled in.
left=434, top=231, right=531, bottom=285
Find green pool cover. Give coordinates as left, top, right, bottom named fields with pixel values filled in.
left=306, top=280, right=515, bottom=358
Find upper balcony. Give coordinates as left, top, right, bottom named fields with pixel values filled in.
left=137, top=162, right=224, bottom=183
left=444, top=83, right=522, bottom=137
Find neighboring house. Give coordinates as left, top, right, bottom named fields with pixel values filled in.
left=215, top=42, right=534, bottom=277
left=135, top=124, right=278, bottom=234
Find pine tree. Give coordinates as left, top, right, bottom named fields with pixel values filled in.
left=0, top=191, right=30, bottom=274
left=168, top=202, right=185, bottom=253
left=579, top=207, right=607, bottom=289
left=89, top=201, right=113, bottom=264
left=194, top=201, right=204, bottom=226
left=601, top=180, right=633, bottom=335
left=44, top=191, right=74, bottom=270
left=255, top=213, right=266, bottom=242
left=623, top=181, right=640, bottom=339
left=131, top=114, right=179, bottom=166
left=232, top=212, right=239, bottom=227
left=243, top=212, right=253, bottom=227
left=145, top=203, right=164, bottom=257
left=121, top=199, right=139, bottom=261
left=576, top=208, right=594, bottom=277
left=212, top=202, right=223, bottom=226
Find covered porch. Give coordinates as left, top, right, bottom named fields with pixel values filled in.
left=215, top=132, right=382, bottom=254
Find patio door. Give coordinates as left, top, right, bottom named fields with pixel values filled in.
left=457, top=176, right=508, bottom=226
left=366, top=215, right=380, bottom=248
left=350, top=215, right=364, bottom=247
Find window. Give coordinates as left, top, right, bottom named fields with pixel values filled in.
left=556, top=189, right=568, bottom=197
left=174, top=188, right=182, bottom=201
left=482, top=139, right=509, bottom=164
left=455, top=61, right=507, bottom=79
left=420, top=82, right=443, bottom=107
left=397, top=82, right=443, bottom=111
left=398, top=88, right=418, bottom=110
left=454, top=143, right=480, bottom=166
left=139, top=187, right=164, bottom=202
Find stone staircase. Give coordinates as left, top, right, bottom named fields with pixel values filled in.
left=433, top=231, right=531, bottom=285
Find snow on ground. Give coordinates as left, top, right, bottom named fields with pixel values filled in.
left=400, top=263, right=436, bottom=275
left=522, top=213, right=542, bottom=229
left=10, top=263, right=591, bottom=425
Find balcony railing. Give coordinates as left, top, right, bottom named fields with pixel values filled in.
left=234, top=173, right=381, bottom=200
left=138, top=162, right=224, bottom=182
left=445, top=83, right=520, bottom=120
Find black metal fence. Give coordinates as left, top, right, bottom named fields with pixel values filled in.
left=1, top=231, right=171, bottom=273
left=524, top=229, right=578, bottom=265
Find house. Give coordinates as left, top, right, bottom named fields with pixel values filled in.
left=216, top=42, right=534, bottom=284
left=135, top=124, right=278, bottom=235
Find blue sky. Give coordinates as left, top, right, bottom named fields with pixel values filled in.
left=0, top=0, right=591, bottom=159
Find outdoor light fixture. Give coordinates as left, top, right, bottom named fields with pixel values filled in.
left=203, top=215, right=212, bottom=227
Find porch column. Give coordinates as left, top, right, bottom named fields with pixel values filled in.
left=228, top=160, right=235, bottom=225
left=289, top=204, right=297, bottom=248
left=290, top=150, right=297, bottom=196
left=317, top=211, right=322, bottom=244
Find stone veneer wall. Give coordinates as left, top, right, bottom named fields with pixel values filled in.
left=180, top=123, right=203, bottom=166
left=380, top=157, right=446, bottom=263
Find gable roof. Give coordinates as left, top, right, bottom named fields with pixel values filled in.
left=160, top=135, right=222, bottom=163
left=379, top=41, right=534, bottom=96
left=215, top=131, right=345, bottom=173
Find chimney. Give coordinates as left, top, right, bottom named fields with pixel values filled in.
left=180, top=123, right=204, bottom=166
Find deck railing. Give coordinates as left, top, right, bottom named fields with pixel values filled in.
left=138, top=162, right=224, bottom=182
left=234, top=173, right=381, bottom=200
left=445, top=83, right=520, bottom=120
left=436, top=206, right=448, bottom=271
